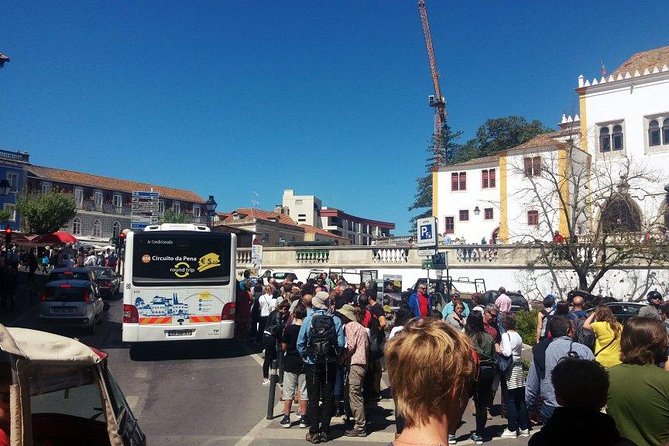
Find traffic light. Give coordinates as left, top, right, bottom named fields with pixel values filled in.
left=4, top=225, right=11, bottom=249
left=118, top=231, right=126, bottom=249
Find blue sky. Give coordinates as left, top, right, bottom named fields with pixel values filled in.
left=1, top=1, right=667, bottom=234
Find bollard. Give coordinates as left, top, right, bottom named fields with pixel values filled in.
left=278, top=350, right=285, bottom=385
left=266, top=359, right=279, bottom=420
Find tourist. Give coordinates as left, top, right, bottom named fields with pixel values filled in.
left=495, top=287, right=512, bottom=334
left=446, top=301, right=466, bottom=332
left=279, top=303, right=308, bottom=429
left=529, top=358, right=632, bottom=446
left=496, top=313, right=530, bottom=438
left=261, top=300, right=289, bottom=386
left=607, top=317, right=669, bottom=446
left=464, top=312, right=495, bottom=444
left=386, top=318, right=476, bottom=446
left=337, top=304, right=369, bottom=437
left=659, top=304, right=669, bottom=336
left=583, top=305, right=622, bottom=368
left=639, top=290, right=663, bottom=320
left=297, top=291, right=345, bottom=444
left=526, top=315, right=595, bottom=423
left=408, top=282, right=431, bottom=319
left=442, top=294, right=471, bottom=320
left=536, top=295, right=556, bottom=343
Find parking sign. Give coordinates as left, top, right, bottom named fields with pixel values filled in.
left=416, top=217, right=437, bottom=247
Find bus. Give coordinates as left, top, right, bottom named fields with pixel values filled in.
left=121, top=223, right=237, bottom=343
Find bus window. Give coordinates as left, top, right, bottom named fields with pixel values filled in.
left=132, top=232, right=231, bottom=286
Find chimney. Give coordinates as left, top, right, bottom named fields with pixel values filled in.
left=274, top=204, right=285, bottom=214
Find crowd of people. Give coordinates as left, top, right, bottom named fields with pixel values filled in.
left=239, top=273, right=669, bottom=446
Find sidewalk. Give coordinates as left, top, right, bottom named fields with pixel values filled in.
left=244, top=372, right=533, bottom=446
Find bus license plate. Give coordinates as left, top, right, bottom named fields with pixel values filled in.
left=166, top=329, right=195, bottom=338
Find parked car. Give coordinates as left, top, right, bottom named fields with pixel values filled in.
left=586, top=301, right=646, bottom=323
left=0, top=324, right=146, bottom=445
left=88, top=266, right=121, bottom=299
left=39, top=279, right=104, bottom=333
left=48, top=267, right=95, bottom=282
left=481, top=289, right=530, bottom=312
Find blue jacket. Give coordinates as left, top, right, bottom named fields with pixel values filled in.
left=296, top=309, right=345, bottom=365
left=525, top=336, right=595, bottom=409
left=408, top=292, right=431, bottom=319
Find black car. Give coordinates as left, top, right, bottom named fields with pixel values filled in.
left=586, top=301, right=646, bottom=323
left=481, top=290, right=530, bottom=312
left=88, top=266, right=121, bottom=299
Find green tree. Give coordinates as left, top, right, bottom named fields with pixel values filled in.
left=161, top=209, right=192, bottom=224
left=0, top=209, right=10, bottom=223
left=16, top=191, right=76, bottom=234
left=453, top=116, right=551, bottom=163
left=409, top=121, right=462, bottom=231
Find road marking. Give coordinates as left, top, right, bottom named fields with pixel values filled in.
left=134, top=365, right=148, bottom=379
left=125, top=395, right=139, bottom=411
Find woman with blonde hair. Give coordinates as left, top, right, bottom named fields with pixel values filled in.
left=385, top=318, right=477, bottom=446
left=583, top=305, right=622, bottom=368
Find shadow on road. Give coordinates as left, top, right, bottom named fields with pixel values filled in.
left=128, top=339, right=252, bottom=361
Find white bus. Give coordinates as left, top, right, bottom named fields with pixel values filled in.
left=122, top=224, right=237, bottom=343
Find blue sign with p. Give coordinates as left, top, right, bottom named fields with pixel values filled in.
left=420, top=224, right=432, bottom=240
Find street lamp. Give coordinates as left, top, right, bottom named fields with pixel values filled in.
left=473, top=205, right=480, bottom=216
left=0, top=52, right=9, bottom=69
left=204, top=195, right=217, bottom=228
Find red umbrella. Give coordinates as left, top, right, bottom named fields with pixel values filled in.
left=32, top=231, right=78, bottom=245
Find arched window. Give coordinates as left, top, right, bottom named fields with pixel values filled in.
left=92, top=219, right=102, bottom=237
left=649, top=120, right=661, bottom=146
left=112, top=221, right=121, bottom=237
left=601, top=197, right=642, bottom=233
left=663, top=119, right=669, bottom=145
left=72, top=218, right=81, bottom=236
left=599, top=127, right=611, bottom=152
left=612, top=125, right=624, bottom=151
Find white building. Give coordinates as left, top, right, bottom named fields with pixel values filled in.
left=282, top=189, right=322, bottom=227
left=434, top=45, right=669, bottom=243
left=577, top=45, right=669, bottom=230
left=281, top=189, right=394, bottom=244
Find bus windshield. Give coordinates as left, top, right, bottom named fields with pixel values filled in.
left=131, top=232, right=232, bottom=286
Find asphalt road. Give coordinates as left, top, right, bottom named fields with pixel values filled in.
left=2, top=275, right=533, bottom=446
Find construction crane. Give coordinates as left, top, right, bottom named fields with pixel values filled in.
left=418, top=0, right=446, bottom=166
left=0, top=53, right=9, bottom=69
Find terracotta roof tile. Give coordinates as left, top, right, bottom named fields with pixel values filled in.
left=27, top=165, right=205, bottom=203
left=302, top=224, right=348, bottom=240
left=507, top=132, right=562, bottom=151
left=228, top=208, right=298, bottom=226
left=612, top=45, right=669, bottom=77
left=444, top=154, right=500, bottom=169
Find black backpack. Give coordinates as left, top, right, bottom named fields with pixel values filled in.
left=265, top=310, right=283, bottom=339
left=368, top=312, right=386, bottom=361
left=307, top=315, right=337, bottom=363
left=575, top=317, right=595, bottom=352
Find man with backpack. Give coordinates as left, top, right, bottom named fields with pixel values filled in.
left=526, top=316, right=595, bottom=424
left=297, top=291, right=345, bottom=444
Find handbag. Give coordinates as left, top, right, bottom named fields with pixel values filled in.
left=496, top=333, right=514, bottom=373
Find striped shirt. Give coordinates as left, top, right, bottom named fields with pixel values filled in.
left=500, top=330, right=525, bottom=389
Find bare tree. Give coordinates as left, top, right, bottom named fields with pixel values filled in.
left=507, top=135, right=669, bottom=295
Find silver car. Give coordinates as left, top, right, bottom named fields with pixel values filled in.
left=39, top=279, right=104, bottom=333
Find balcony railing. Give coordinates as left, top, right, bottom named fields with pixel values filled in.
left=236, top=242, right=669, bottom=271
